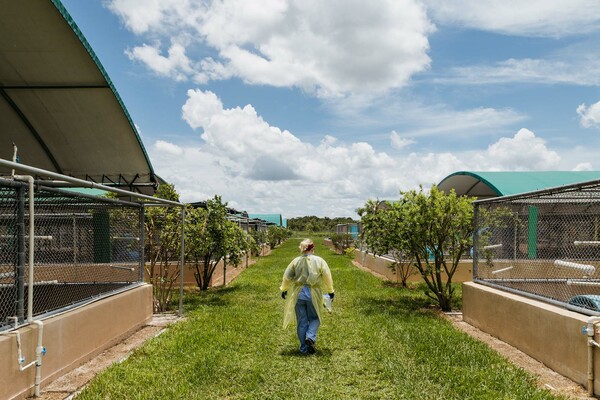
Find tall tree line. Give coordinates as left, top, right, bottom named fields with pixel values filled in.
left=287, top=216, right=357, bottom=232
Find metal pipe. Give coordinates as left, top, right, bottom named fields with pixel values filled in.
left=568, top=280, right=600, bottom=286
left=179, top=207, right=185, bottom=317
left=0, top=158, right=181, bottom=207
left=139, top=206, right=145, bottom=283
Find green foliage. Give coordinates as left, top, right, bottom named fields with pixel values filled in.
left=330, top=233, right=354, bottom=252
left=266, top=225, right=291, bottom=248
left=287, top=215, right=356, bottom=232
left=249, top=229, right=267, bottom=256
left=357, top=199, right=415, bottom=287
left=78, top=239, right=559, bottom=400
left=343, top=246, right=356, bottom=259
left=144, top=183, right=182, bottom=312
left=185, top=195, right=249, bottom=290
left=399, top=186, right=475, bottom=311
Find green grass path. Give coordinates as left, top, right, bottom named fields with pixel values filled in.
left=78, top=238, right=562, bottom=399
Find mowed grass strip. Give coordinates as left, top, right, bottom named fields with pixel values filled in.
left=77, top=238, right=563, bottom=400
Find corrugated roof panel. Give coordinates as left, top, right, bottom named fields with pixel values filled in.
left=439, top=171, right=600, bottom=199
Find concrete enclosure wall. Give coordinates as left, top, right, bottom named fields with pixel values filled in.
left=0, top=285, right=153, bottom=400
left=147, top=248, right=268, bottom=289
left=462, top=282, right=597, bottom=394
left=352, top=247, right=473, bottom=283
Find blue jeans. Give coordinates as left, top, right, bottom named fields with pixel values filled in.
left=295, top=295, right=320, bottom=353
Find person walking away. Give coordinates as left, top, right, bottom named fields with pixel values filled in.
left=280, top=239, right=334, bottom=354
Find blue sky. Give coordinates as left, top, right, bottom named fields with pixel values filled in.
left=60, top=0, right=600, bottom=218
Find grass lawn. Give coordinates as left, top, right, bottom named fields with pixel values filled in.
left=78, top=238, right=563, bottom=399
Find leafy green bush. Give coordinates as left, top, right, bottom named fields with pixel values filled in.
left=330, top=233, right=354, bottom=252
left=344, top=246, right=356, bottom=259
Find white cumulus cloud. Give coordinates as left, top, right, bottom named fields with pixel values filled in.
left=154, top=140, right=184, bottom=155
left=126, top=42, right=193, bottom=81
left=107, top=0, right=434, bottom=98
left=390, top=131, right=415, bottom=150
left=577, top=101, right=600, bottom=128
left=152, top=95, right=594, bottom=217
left=473, top=128, right=561, bottom=170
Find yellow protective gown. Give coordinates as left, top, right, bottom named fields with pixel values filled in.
left=280, top=254, right=334, bottom=329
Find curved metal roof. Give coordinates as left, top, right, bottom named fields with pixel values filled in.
left=438, top=171, right=600, bottom=199
left=0, top=0, right=157, bottom=194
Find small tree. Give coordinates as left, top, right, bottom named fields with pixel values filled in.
left=266, top=226, right=290, bottom=248
left=185, top=196, right=248, bottom=290
left=145, top=183, right=182, bottom=312
left=357, top=199, right=415, bottom=287
left=400, top=186, right=474, bottom=311
left=249, top=229, right=267, bottom=256
left=330, top=233, right=354, bottom=253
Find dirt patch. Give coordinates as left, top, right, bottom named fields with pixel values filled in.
left=443, top=312, right=592, bottom=399
left=35, top=314, right=183, bottom=400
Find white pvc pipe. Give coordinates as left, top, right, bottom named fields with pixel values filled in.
left=15, top=176, right=34, bottom=322
left=32, top=320, right=44, bottom=397
left=575, top=241, right=600, bottom=246
left=483, top=244, right=503, bottom=250
left=586, top=316, right=600, bottom=396
left=1, top=320, right=46, bottom=397
left=554, top=259, right=596, bottom=275
left=491, top=266, right=513, bottom=275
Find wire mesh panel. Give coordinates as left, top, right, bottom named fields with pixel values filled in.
left=474, top=181, right=600, bottom=315
left=0, top=179, right=143, bottom=331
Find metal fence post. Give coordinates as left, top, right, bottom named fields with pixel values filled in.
left=139, top=205, right=145, bottom=283
left=179, top=206, right=185, bottom=317
left=472, top=204, right=478, bottom=280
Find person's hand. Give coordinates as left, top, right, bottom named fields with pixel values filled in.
left=281, top=291, right=287, bottom=299
left=328, top=293, right=334, bottom=300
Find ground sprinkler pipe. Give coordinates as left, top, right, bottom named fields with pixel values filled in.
left=32, top=320, right=45, bottom=397
left=14, top=175, right=34, bottom=322
left=1, top=319, right=46, bottom=397
left=584, top=316, right=600, bottom=396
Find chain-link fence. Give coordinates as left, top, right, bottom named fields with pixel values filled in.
left=0, top=178, right=144, bottom=331
left=474, top=179, right=600, bottom=315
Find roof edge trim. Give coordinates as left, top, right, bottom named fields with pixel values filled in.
left=438, top=171, right=503, bottom=196
left=50, top=0, right=155, bottom=177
